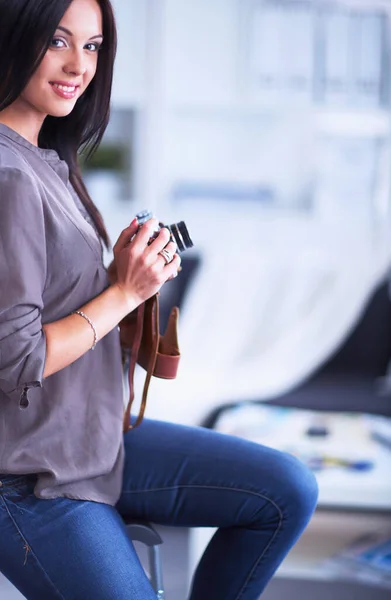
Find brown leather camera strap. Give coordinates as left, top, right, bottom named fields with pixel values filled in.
left=122, top=302, right=144, bottom=432
left=122, top=298, right=160, bottom=432
left=137, top=298, right=159, bottom=427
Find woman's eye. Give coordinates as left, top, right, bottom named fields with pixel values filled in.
left=85, top=42, right=101, bottom=52
left=50, top=38, right=66, bottom=49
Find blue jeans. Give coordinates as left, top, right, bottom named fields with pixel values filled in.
left=0, top=419, right=318, bottom=599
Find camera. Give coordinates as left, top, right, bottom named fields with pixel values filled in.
left=135, top=209, right=194, bottom=253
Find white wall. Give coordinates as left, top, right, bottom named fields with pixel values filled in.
left=110, top=0, right=148, bottom=107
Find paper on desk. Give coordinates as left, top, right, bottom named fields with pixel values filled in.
left=215, top=404, right=381, bottom=464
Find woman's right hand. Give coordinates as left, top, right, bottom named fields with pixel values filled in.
left=111, top=217, right=181, bottom=311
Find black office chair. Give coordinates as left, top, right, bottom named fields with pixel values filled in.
left=202, top=278, right=391, bottom=429
left=123, top=518, right=165, bottom=599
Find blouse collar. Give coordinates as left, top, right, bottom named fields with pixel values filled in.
left=0, top=123, right=61, bottom=162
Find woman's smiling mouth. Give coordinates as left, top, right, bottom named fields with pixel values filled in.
left=49, top=81, right=80, bottom=99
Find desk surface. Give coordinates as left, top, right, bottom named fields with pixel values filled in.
left=315, top=448, right=391, bottom=511
left=213, top=404, right=391, bottom=512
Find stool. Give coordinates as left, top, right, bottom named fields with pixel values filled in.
left=123, top=518, right=165, bottom=599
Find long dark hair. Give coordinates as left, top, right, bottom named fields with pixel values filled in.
left=0, top=0, right=117, bottom=248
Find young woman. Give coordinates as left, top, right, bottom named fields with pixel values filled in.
left=0, top=1, right=318, bottom=598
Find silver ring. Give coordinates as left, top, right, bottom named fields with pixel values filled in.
left=159, top=248, right=174, bottom=265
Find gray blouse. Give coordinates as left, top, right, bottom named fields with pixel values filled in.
left=0, top=123, right=125, bottom=506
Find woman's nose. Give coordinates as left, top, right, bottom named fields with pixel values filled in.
left=63, top=51, right=87, bottom=77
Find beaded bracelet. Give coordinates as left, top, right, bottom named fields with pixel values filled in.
left=73, top=310, right=98, bottom=350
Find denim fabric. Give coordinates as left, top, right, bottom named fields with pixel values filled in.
left=0, top=419, right=318, bottom=599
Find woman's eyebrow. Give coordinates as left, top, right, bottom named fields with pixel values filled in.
left=56, top=26, right=103, bottom=40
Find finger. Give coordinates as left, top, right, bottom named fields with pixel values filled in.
left=145, top=227, right=172, bottom=255
left=131, top=218, right=160, bottom=249
left=156, top=241, right=178, bottom=266
left=164, top=240, right=178, bottom=256
left=113, top=218, right=139, bottom=252
left=165, top=254, right=182, bottom=280
left=154, top=240, right=177, bottom=264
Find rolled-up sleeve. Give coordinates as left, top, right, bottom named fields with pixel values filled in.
left=0, top=167, right=47, bottom=405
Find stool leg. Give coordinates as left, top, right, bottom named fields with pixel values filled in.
left=148, top=544, right=164, bottom=598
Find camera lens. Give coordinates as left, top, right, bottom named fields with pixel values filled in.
left=168, top=222, right=193, bottom=253
left=177, top=221, right=193, bottom=250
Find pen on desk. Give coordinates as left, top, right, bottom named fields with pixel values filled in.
left=307, top=455, right=374, bottom=472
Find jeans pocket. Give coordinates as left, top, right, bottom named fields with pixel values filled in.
left=0, top=474, right=37, bottom=502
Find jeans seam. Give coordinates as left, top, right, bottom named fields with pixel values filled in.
left=234, top=508, right=283, bottom=600
left=121, top=483, right=282, bottom=505
left=0, top=495, right=66, bottom=600
left=121, top=483, right=284, bottom=600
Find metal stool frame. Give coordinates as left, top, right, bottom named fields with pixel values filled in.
left=124, top=519, right=165, bottom=599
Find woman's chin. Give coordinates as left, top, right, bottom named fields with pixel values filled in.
left=47, top=103, right=77, bottom=118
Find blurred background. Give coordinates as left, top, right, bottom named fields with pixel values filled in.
left=90, top=0, right=391, bottom=598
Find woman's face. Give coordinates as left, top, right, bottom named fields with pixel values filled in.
left=17, top=0, right=103, bottom=119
